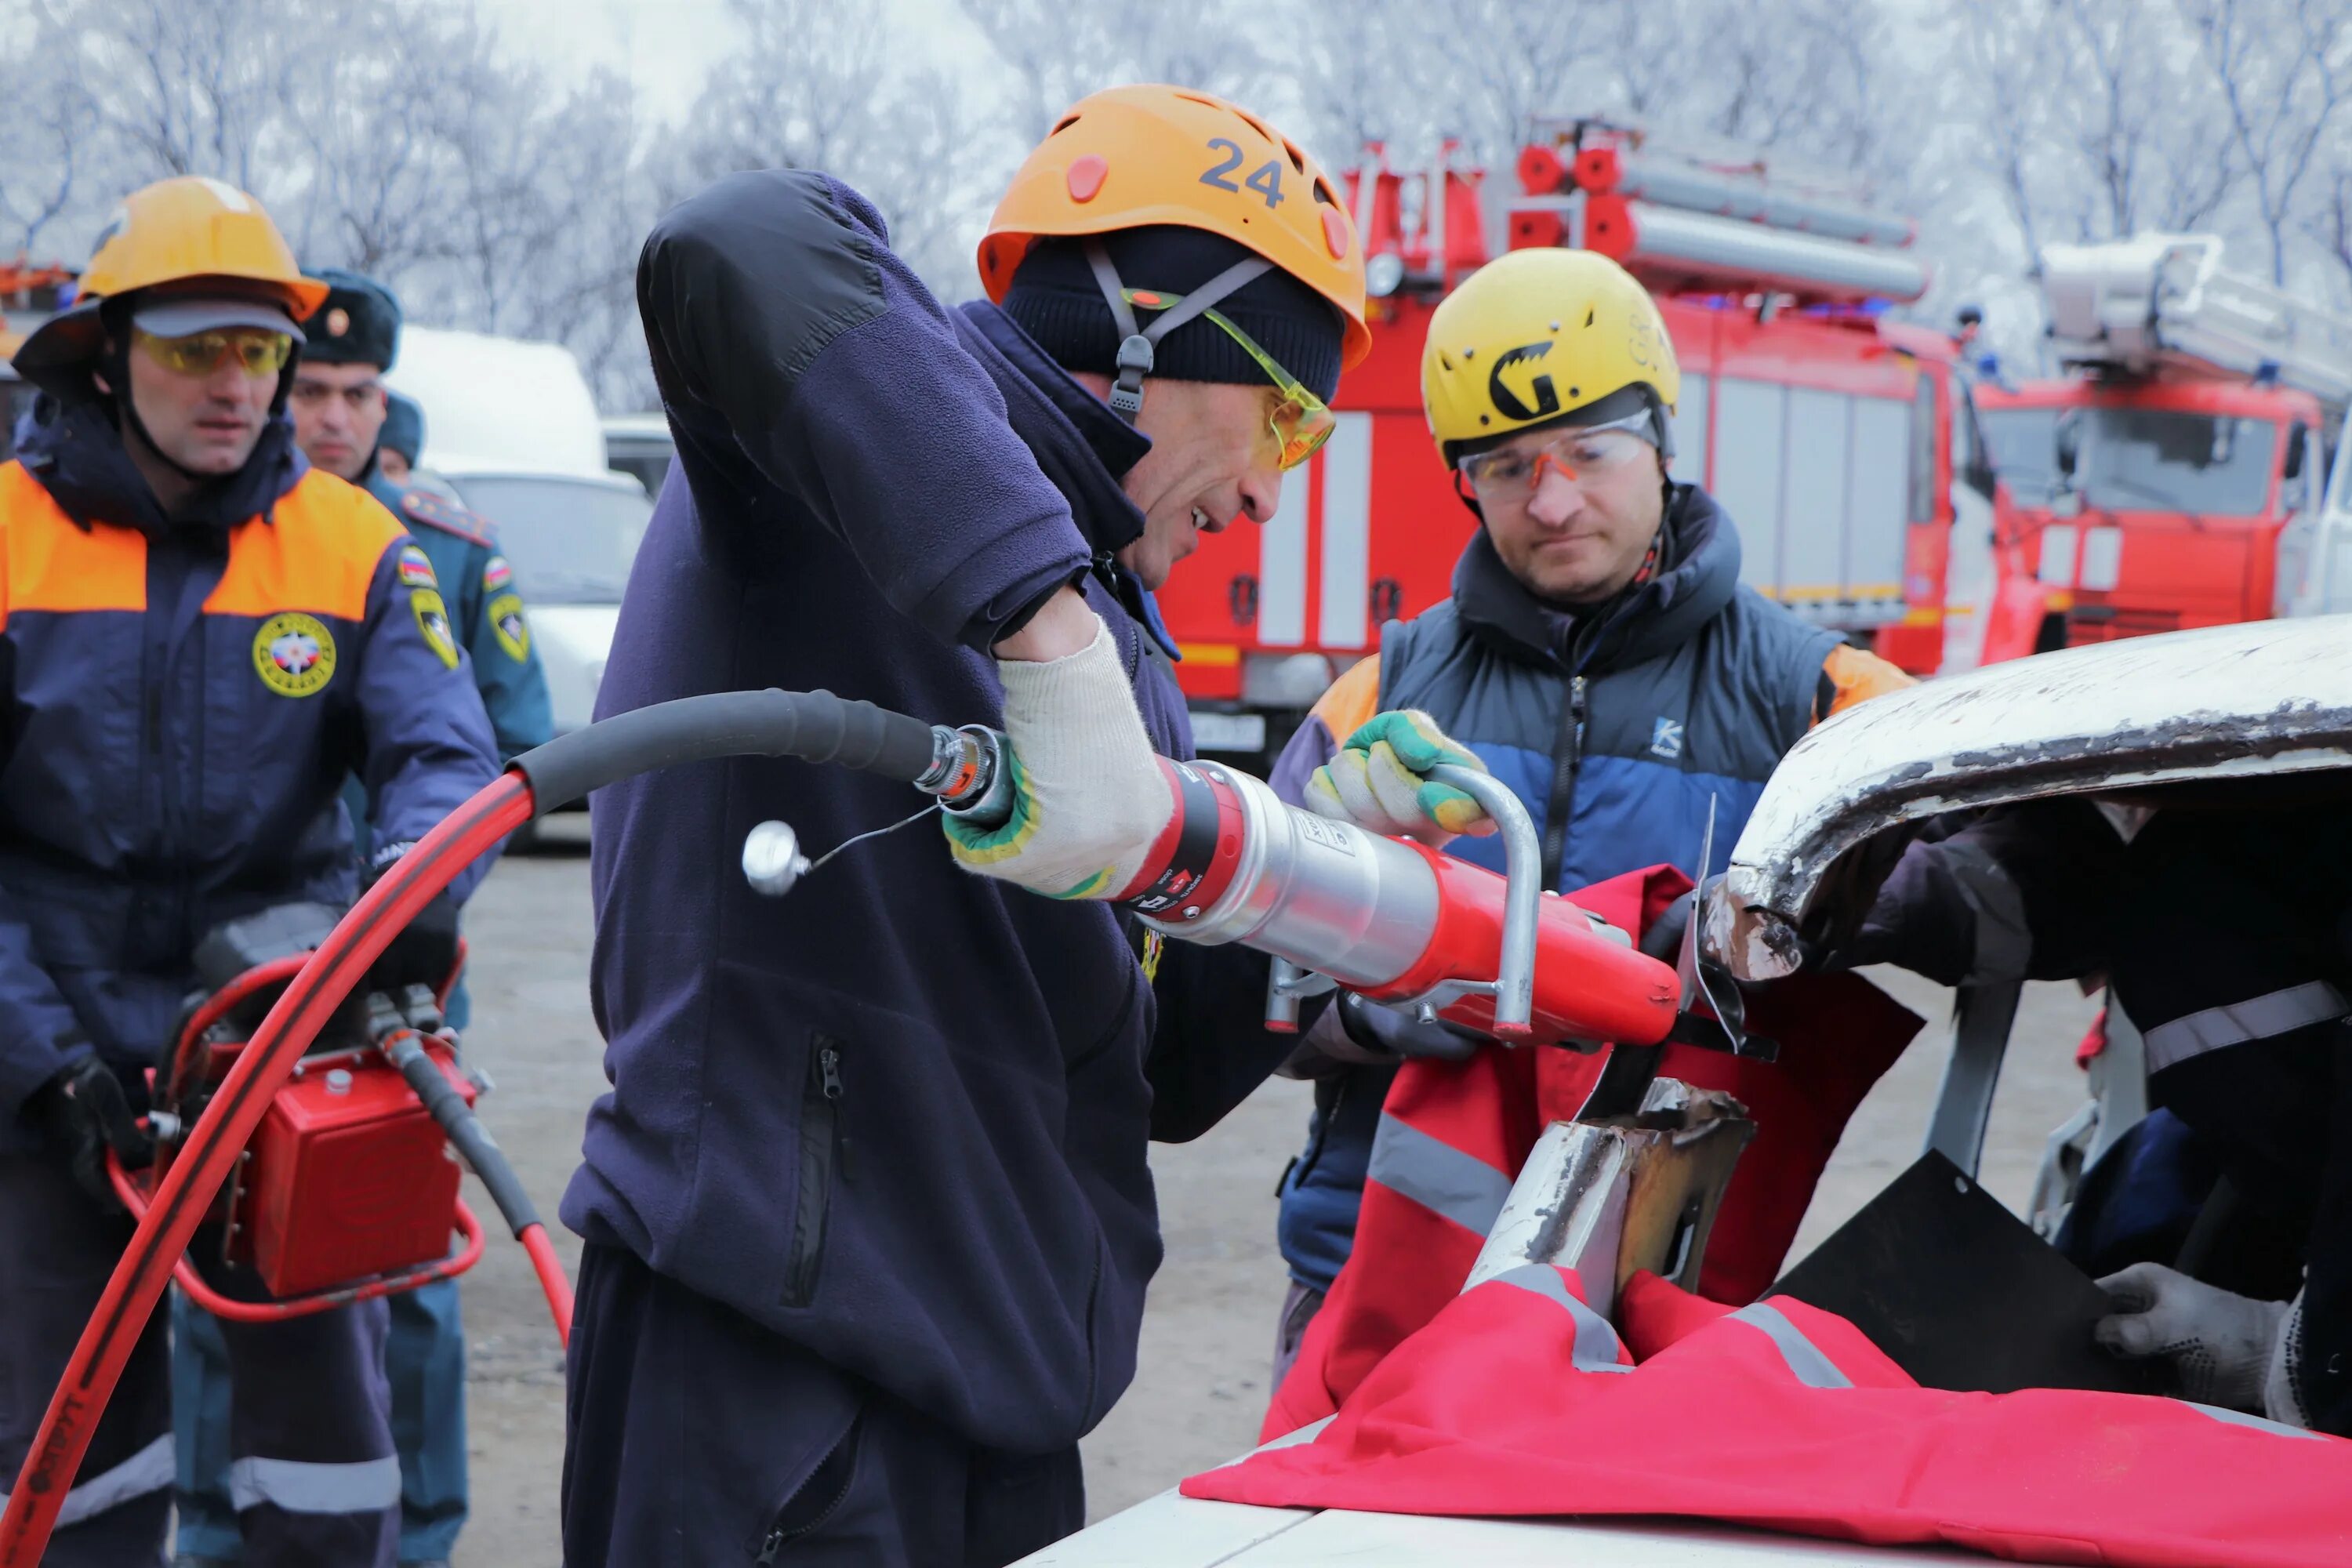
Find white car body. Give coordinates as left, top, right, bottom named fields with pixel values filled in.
left=1019, top=1473, right=1980, bottom=1566
left=423, top=460, right=645, bottom=736
left=387, top=326, right=608, bottom=480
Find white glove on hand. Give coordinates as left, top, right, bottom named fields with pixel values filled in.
left=2095, top=1261, right=2289, bottom=1410
left=944, top=620, right=1173, bottom=899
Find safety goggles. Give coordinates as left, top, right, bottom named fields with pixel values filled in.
left=1457, top=411, right=1656, bottom=501
left=1120, top=288, right=1337, bottom=470
left=133, top=326, right=296, bottom=379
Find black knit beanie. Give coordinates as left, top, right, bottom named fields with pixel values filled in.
left=1003, top=226, right=1344, bottom=402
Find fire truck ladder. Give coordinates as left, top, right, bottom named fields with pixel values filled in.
left=1509, top=114, right=1930, bottom=306
left=2042, top=235, right=2352, bottom=408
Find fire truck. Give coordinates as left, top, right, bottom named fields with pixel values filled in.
left=1156, top=120, right=1981, bottom=761
left=1973, top=234, right=2352, bottom=662
left=0, top=262, right=76, bottom=462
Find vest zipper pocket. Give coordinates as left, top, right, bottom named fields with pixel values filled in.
left=783, top=1036, right=844, bottom=1308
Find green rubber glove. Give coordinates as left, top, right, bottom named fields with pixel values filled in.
left=1304, top=710, right=1494, bottom=845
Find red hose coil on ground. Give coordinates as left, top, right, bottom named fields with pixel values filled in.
left=0, top=771, right=536, bottom=1566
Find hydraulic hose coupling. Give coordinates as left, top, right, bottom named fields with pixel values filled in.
left=921, top=724, right=1018, bottom=829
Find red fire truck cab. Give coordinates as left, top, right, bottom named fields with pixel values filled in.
left=1157, top=122, right=1973, bottom=762
left=1973, top=236, right=2350, bottom=663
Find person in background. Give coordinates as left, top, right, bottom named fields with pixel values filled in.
left=2, top=173, right=497, bottom=1568
left=376, top=390, right=423, bottom=486
left=1265, top=247, right=1915, bottom=1385
left=176, top=269, right=547, bottom=1568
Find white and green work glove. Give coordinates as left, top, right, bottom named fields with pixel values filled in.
left=944, top=620, right=1174, bottom=899
left=1305, top=710, right=1496, bottom=846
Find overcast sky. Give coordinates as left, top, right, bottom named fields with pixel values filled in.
left=477, top=0, right=982, bottom=122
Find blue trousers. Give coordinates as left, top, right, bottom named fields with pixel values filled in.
left=0, top=1150, right=396, bottom=1567
left=561, top=1242, right=1082, bottom=1567
left=177, top=1278, right=466, bottom=1562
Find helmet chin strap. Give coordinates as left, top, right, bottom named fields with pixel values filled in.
left=1083, top=240, right=1271, bottom=426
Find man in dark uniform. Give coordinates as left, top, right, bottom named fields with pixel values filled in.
left=0, top=175, right=498, bottom=1568
left=561, top=85, right=1370, bottom=1565
left=175, top=269, right=549, bottom=1568
left=286, top=269, right=554, bottom=793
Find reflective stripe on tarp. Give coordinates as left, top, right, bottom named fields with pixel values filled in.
left=1491, top=1264, right=1633, bottom=1374
left=1367, top=1112, right=1513, bottom=1238
left=1193, top=1271, right=2352, bottom=1568
left=1731, top=1301, right=1853, bottom=1389
left=2144, top=981, right=2350, bottom=1073
left=0, top=1432, right=172, bottom=1527
left=227, top=1454, right=401, bottom=1515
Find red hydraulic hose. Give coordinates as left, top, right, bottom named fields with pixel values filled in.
left=0, top=771, right=534, bottom=1567
left=521, top=1225, right=575, bottom=1344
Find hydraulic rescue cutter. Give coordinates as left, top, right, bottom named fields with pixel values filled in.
left=1, top=688, right=1759, bottom=1565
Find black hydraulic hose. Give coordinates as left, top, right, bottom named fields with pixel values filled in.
left=510, top=689, right=940, bottom=818
left=384, top=1032, right=542, bottom=1237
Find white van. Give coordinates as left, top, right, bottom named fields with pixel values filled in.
left=387, top=328, right=648, bottom=737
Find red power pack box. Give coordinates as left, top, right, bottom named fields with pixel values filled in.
left=241, top=1044, right=477, bottom=1298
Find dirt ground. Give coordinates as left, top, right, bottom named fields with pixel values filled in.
left=442, top=818, right=2096, bottom=1564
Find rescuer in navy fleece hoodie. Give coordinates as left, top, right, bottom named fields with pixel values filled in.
left=560, top=85, right=1370, bottom=1568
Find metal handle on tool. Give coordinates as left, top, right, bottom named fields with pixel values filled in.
left=1427, top=764, right=1538, bottom=1039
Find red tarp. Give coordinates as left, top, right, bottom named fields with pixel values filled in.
left=1195, top=1267, right=2352, bottom=1568
left=1264, top=863, right=1922, bottom=1439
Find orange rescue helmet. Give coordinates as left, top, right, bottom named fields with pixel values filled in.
left=13, top=176, right=327, bottom=383
left=980, top=85, right=1371, bottom=371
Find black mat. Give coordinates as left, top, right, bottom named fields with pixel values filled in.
left=1771, top=1150, right=2158, bottom=1395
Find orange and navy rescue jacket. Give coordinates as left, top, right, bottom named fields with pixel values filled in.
left=0, top=401, right=498, bottom=1138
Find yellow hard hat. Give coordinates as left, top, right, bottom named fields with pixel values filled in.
left=13, top=176, right=326, bottom=385
left=1421, top=248, right=1679, bottom=464
left=79, top=176, right=326, bottom=314
left=981, top=85, right=1371, bottom=370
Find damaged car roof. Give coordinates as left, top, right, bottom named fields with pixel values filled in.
left=1708, top=615, right=2352, bottom=980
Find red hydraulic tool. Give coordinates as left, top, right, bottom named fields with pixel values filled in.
left=2, top=689, right=1712, bottom=1564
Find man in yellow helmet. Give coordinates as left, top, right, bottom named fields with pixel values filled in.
left=1261, top=247, right=1915, bottom=1387
left=561, top=86, right=1366, bottom=1565
left=0, top=176, right=499, bottom=1566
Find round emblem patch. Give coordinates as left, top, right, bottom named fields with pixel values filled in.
left=487, top=591, right=531, bottom=662
left=412, top=588, right=461, bottom=670
left=252, top=612, right=336, bottom=698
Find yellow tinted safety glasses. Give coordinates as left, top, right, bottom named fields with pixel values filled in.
left=133, top=326, right=295, bottom=379
left=1122, top=288, right=1337, bottom=470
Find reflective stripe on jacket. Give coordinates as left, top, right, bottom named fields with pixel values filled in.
left=0, top=453, right=499, bottom=1127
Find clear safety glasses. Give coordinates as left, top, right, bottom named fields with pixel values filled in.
left=1120, top=287, right=1337, bottom=470
left=1457, top=411, right=1657, bottom=502
left=134, top=326, right=295, bottom=379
